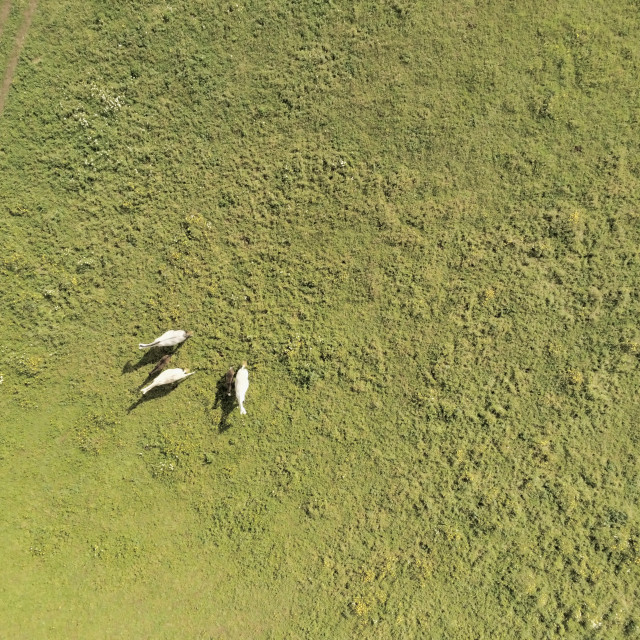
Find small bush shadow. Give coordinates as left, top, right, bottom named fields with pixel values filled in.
left=213, top=373, right=236, bottom=432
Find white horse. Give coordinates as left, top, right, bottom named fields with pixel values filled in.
left=141, top=368, right=194, bottom=395
left=235, top=362, right=249, bottom=414
left=139, top=330, right=192, bottom=349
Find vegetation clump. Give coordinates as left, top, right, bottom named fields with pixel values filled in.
left=0, top=0, right=639, bottom=637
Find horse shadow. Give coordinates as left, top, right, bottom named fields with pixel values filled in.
left=127, top=383, right=180, bottom=413
left=122, top=343, right=185, bottom=375
left=213, top=372, right=236, bottom=433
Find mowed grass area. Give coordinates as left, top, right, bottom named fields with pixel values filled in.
left=1, top=0, right=640, bottom=637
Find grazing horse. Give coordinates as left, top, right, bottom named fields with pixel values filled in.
left=235, top=362, right=249, bottom=415
left=141, top=368, right=194, bottom=395
left=139, top=330, right=192, bottom=350
left=149, top=354, right=172, bottom=377
left=225, top=367, right=235, bottom=396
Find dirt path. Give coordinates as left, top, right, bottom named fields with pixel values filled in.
left=0, top=0, right=37, bottom=116
left=0, top=0, right=12, bottom=43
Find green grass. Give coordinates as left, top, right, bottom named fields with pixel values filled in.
left=1, top=0, right=640, bottom=637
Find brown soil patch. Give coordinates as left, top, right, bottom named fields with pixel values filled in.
left=0, top=0, right=12, bottom=43
left=0, top=0, right=38, bottom=116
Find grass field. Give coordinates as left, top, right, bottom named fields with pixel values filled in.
left=1, top=0, right=640, bottom=637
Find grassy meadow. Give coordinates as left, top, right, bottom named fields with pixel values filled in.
left=1, top=0, right=640, bottom=637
